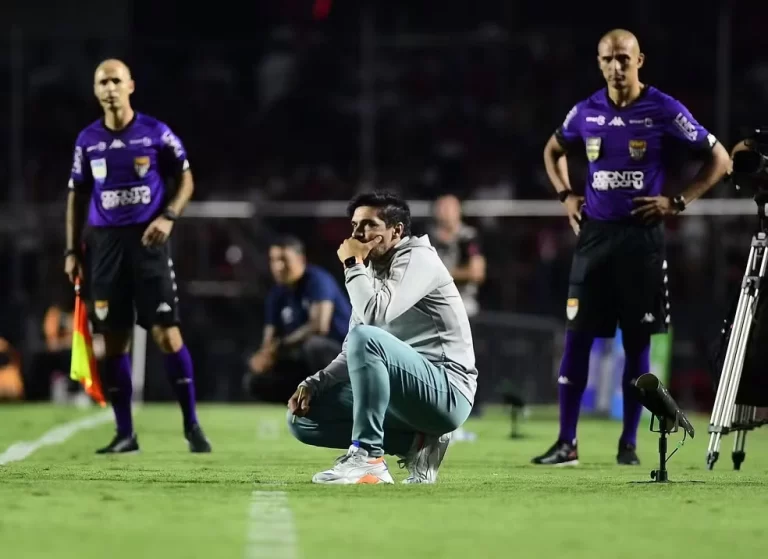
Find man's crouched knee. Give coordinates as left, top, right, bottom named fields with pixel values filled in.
left=347, top=325, right=388, bottom=368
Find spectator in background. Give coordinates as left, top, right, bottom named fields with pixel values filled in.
left=0, top=300, right=25, bottom=401
left=429, top=195, right=486, bottom=318
left=429, top=194, right=486, bottom=425
left=22, top=292, right=86, bottom=404
left=0, top=337, right=23, bottom=401
left=41, top=301, right=77, bottom=403
left=244, top=235, right=351, bottom=403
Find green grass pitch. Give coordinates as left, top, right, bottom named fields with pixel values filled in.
left=1, top=403, right=766, bottom=559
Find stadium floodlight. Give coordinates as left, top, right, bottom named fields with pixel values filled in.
left=633, top=373, right=695, bottom=483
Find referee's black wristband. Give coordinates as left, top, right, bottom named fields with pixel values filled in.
left=64, top=248, right=79, bottom=259
left=671, top=195, right=687, bottom=213
left=162, top=208, right=179, bottom=221
left=558, top=190, right=574, bottom=203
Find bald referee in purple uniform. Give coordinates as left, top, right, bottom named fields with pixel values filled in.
left=65, top=59, right=211, bottom=454
left=532, top=30, right=729, bottom=466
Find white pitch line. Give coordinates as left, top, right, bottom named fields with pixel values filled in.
left=0, top=410, right=113, bottom=465
left=245, top=491, right=299, bottom=559
left=256, top=419, right=280, bottom=441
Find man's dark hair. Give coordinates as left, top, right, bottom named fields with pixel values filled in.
left=346, top=190, right=412, bottom=236
left=270, top=234, right=305, bottom=255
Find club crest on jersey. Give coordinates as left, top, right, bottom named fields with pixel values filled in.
left=94, top=300, right=109, bottom=321
left=90, top=158, right=107, bottom=181
left=134, top=156, right=150, bottom=178
left=629, top=139, right=647, bottom=161
left=566, top=298, right=579, bottom=320
left=585, top=138, right=601, bottom=162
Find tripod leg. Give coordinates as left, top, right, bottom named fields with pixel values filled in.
left=709, top=247, right=754, bottom=427
left=721, top=246, right=768, bottom=437
left=732, top=431, right=746, bottom=470
left=708, top=238, right=768, bottom=470
left=732, top=406, right=747, bottom=470
left=732, top=406, right=756, bottom=470
left=707, top=292, right=749, bottom=469
left=707, top=247, right=756, bottom=469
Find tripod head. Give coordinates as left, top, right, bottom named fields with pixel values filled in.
left=730, top=128, right=768, bottom=233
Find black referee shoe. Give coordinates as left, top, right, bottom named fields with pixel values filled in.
left=531, top=440, right=579, bottom=466
left=617, top=442, right=640, bottom=465
left=185, top=424, right=212, bottom=453
left=96, top=433, right=139, bottom=454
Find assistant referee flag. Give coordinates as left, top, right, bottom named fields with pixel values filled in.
left=70, top=279, right=106, bottom=407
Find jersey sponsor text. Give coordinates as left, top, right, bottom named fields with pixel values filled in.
left=100, top=186, right=152, bottom=210
left=592, top=170, right=644, bottom=191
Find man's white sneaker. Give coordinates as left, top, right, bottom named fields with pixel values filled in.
left=312, top=445, right=394, bottom=485
left=399, top=432, right=451, bottom=484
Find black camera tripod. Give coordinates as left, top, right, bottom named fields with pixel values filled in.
left=706, top=191, right=768, bottom=470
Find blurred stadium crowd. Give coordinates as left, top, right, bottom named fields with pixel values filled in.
left=2, top=2, right=768, bottom=409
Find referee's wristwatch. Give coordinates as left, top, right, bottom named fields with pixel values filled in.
left=558, top=190, right=574, bottom=203
left=671, top=195, right=687, bottom=213
left=162, top=207, right=179, bottom=221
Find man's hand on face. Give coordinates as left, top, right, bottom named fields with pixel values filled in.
left=337, top=236, right=383, bottom=264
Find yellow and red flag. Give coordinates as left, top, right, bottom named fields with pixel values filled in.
left=70, top=279, right=106, bottom=407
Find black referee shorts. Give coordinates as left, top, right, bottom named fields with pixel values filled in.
left=565, top=217, right=669, bottom=338
left=83, top=225, right=181, bottom=333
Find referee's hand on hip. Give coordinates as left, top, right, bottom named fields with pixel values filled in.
left=631, top=196, right=677, bottom=222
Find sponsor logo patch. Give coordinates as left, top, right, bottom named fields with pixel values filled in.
left=585, top=137, right=601, bottom=162
left=90, top=158, right=107, bottom=180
